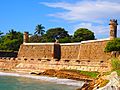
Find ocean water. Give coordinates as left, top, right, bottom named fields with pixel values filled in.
left=0, top=72, right=84, bottom=90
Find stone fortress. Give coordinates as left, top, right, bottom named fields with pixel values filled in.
left=0, top=19, right=119, bottom=73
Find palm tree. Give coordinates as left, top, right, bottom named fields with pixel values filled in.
left=34, top=24, right=45, bottom=36
left=7, top=29, right=17, bottom=40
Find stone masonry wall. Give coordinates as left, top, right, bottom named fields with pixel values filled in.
left=79, top=40, right=111, bottom=62
left=60, top=44, right=80, bottom=60
left=16, top=39, right=112, bottom=72
left=0, top=58, right=111, bottom=73
left=18, top=39, right=111, bottom=62
left=18, top=44, right=54, bottom=59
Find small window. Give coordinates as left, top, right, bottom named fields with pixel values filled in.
left=4, top=57, right=6, bottom=59
left=47, top=59, right=50, bottom=61
left=64, top=60, right=70, bottom=62
left=24, top=58, right=27, bottom=61
left=100, top=61, right=104, bottom=63
left=38, top=59, right=41, bottom=61
left=18, top=58, right=21, bottom=60
left=88, top=60, right=90, bottom=62
left=76, top=60, right=80, bottom=64
left=31, top=59, right=34, bottom=60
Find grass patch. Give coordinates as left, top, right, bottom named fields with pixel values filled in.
left=111, top=58, right=120, bottom=76
left=111, top=58, right=120, bottom=70
left=103, top=71, right=111, bottom=76
left=79, top=71, right=99, bottom=78
left=61, top=69, right=99, bottom=78
left=99, top=80, right=109, bottom=88
left=115, top=70, right=120, bottom=76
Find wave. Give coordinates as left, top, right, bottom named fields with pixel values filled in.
left=0, top=72, right=84, bottom=87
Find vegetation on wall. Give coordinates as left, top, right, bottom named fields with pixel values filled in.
left=105, top=38, right=120, bottom=52
left=104, top=38, right=120, bottom=76
left=111, top=58, right=120, bottom=76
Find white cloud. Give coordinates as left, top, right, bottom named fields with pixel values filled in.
left=41, top=0, right=120, bottom=38
left=41, top=1, right=120, bottom=23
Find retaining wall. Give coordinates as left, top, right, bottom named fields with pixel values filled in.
left=0, top=58, right=111, bottom=72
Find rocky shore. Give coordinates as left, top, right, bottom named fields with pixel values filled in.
left=77, top=71, right=120, bottom=90
left=31, top=69, right=109, bottom=90
left=35, top=70, right=119, bottom=90
left=31, top=69, right=94, bottom=81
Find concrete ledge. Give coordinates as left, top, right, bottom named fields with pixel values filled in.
left=81, top=38, right=110, bottom=44
left=23, top=42, right=55, bottom=45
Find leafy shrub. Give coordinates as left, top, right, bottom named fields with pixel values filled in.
left=105, top=38, right=120, bottom=52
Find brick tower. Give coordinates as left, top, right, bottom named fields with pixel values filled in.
left=109, top=19, right=118, bottom=40
left=23, top=32, right=29, bottom=43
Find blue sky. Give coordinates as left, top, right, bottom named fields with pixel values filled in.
left=0, top=0, right=120, bottom=39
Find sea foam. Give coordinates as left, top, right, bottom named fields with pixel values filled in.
left=0, top=72, right=84, bottom=87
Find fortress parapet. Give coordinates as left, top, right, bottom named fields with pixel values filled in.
left=109, top=19, right=118, bottom=40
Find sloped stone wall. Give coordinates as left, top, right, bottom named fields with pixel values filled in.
left=79, top=40, right=111, bottom=62
left=18, top=44, right=54, bottom=59
left=60, top=44, right=80, bottom=60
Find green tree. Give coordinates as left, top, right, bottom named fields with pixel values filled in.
left=34, top=24, right=45, bottom=36
left=7, top=29, right=17, bottom=40
left=0, top=29, right=23, bottom=51
left=59, top=37, right=72, bottom=43
left=105, top=38, right=120, bottom=52
left=45, top=27, right=70, bottom=42
left=73, top=28, right=95, bottom=42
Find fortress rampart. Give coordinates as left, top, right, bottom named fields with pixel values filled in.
left=18, top=38, right=111, bottom=62
left=0, top=19, right=118, bottom=73
left=13, top=38, right=111, bottom=72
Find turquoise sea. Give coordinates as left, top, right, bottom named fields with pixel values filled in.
left=0, top=72, right=84, bottom=90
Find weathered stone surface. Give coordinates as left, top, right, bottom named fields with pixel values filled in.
left=16, top=39, right=113, bottom=72
left=18, top=39, right=111, bottom=62
left=60, top=44, right=80, bottom=60
left=18, top=44, right=54, bottom=59
left=79, top=40, right=111, bottom=62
